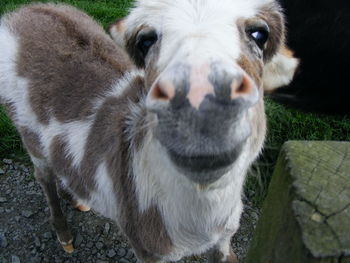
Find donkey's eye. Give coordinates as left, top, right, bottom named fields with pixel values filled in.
left=247, top=27, right=269, bottom=50
left=137, top=31, right=158, bottom=57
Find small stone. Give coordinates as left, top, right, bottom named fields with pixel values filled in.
left=125, top=249, right=134, bottom=259
left=42, top=232, right=52, bottom=239
left=34, top=236, right=41, bottom=247
left=96, top=241, right=104, bottom=250
left=0, top=234, right=8, bottom=248
left=21, top=210, right=34, bottom=218
left=11, top=255, right=20, bottom=263
left=40, top=243, right=46, bottom=251
left=15, top=216, right=21, bottom=222
left=0, top=168, right=4, bottom=175
left=251, top=211, right=259, bottom=221
left=86, top=242, right=94, bottom=248
left=118, top=259, right=130, bottom=263
left=311, top=212, right=323, bottom=223
left=96, top=261, right=108, bottom=263
left=0, top=208, right=4, bottom=213
left=3, top=159, right=12, bottom=164
left=117, top=248, right=127, bottom=257
left=107, top=249, right=116, bottom=258
left=74, top=233, right=83, bottom=247
left=0, top=197, right=7, bottom=202
left=104, top=223, right=110, bottom=234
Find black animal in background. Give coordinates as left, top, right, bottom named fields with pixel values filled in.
left=273, top=0, right=350, bottom=115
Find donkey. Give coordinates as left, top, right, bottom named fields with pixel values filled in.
left=0, top=1, right=298, bottom=262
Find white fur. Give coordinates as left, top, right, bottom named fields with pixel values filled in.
left=263, top=51, right=299, bottom=91
left=125, top=0, right=274, bottom=72
left=62, top=120, right=93, bottom=167
left=0, top=24, right=39, bottom=129
left=88, top=161, right=119, bottom=219
left=109, top=24, right=125, bottom=47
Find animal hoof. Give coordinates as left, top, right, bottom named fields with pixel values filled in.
left=75, top=204, right=91, bottom=212
left=59, top=237, right=74, bottom=254
left=62, top=243, right=74, bottom=253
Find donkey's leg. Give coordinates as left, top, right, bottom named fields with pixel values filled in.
left=35, top=166, right=74, bottom=253
left=208, top=235, right=238, bottom=263
left=56, top=181, right=90, bottom=212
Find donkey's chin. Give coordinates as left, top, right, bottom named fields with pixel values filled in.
left=167, top=142, right=245, bottom=185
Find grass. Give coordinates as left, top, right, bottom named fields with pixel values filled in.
left=246, top=98, right=350, bottom=206
left=0, top=0, right=132, bottom=28
left=0, top=0, right=349, bottom=206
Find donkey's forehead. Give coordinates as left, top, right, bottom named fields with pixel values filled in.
left=125, top=0, right=280, bottom=70
left=126, top=0, right=274, bottom=28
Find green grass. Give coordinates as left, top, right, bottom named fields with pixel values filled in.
left=0, top=106, right=26, bottom=160
left=246, top=98, right=350, bottom=206
left=0, top=0, right=132, bottom=28
left=0, top=0, right=349, bottom=206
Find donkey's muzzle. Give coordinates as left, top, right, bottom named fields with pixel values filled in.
left=147, top=61, right=258, bottom=183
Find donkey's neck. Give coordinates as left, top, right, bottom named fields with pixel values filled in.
left=131, top=134, right=247, bottom=257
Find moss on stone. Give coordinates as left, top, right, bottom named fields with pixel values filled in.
left=245, top=141, right=350, bottom=263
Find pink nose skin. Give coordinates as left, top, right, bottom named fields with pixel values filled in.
left=148, top=64, right=256, bottom=109
left=230, top=73, right=254, bottom=100
left=187, top=64, right=214, bottom=109
left=149, top=79, right=176, bottom=102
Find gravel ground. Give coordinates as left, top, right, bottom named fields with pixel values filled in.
left=0, top=158, right=260, bottom=263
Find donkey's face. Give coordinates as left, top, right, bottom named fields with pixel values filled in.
left=112, top=0, right=295, bottom=184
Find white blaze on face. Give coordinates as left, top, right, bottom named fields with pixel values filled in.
left=125, top=0, right=274, bottom=71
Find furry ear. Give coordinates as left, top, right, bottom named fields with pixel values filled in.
left=263, top=47, right=299, bottom=92
left=108, top=18, right=126, bottom=47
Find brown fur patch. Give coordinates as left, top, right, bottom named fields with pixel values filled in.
left=50, top=135, right=94, bottom=200
left=280, top=46, right=295, bottom=58
left=7, top=3, right=133, bottom=124
left=19, top=127, right=44, bottom=159
left=237, top=54, right=263, bottom=88
left=257, top=2, right=285, bottom=62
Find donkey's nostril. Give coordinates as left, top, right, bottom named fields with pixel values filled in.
left=231, top=74, right=253, bottom=99
left=150, top=81, right=175, bottom=101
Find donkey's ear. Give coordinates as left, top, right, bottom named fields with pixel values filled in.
left=263, top=47, right=299, bottom=92
left=108, top=18, right=126, bottom=47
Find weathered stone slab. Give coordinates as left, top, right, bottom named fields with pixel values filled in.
left=245, top=141, right=350, bottom=263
